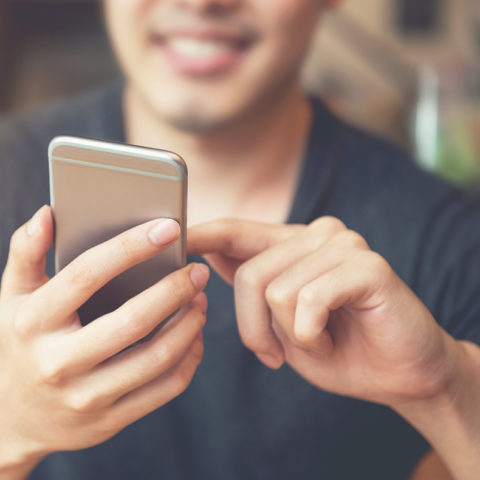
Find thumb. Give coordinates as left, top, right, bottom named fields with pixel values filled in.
left=1, top=205, right=53, bottom=300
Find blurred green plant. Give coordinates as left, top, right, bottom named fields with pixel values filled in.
left=414, top=66, right=480, bottom=187
left=436, top=106, right=480, bottom=185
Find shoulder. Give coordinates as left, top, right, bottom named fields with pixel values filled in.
left=310, top=100, right=480, bottom=278
left=0, top=79, right=124, bottom=159
left=334, top=115, right=452, bottom=204
left=307, top=99, right=462, bottom=230
left=0, top=79, right=124, bottom=198
left=310, top=101, right=465, bottom=230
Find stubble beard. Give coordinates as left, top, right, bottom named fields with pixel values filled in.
left=160, top=102, right=233, bottom=135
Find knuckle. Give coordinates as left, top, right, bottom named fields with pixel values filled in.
left=234, top=263, right=260, bottom=290
left=12, top=303, right=36, bottom=339
left=89, top=419, right=117, bottom=442
left=239, top=333, right=260, bottom=353
left=36, top=357, right=67, bottom=385
left=150, top=343, right=174, bottom=369
left=338, top=230, right=368, bottom=250
left=13, top=314, right=34, bottom=340
left=67, top=256, right=95, bottom=293
left=365, top=251, right=391, bottom=275
left=239, top=328, right=274, bottom=354
left=238, top=324, right=275, bottom=353
left=116, top=307, right=146, bottom=342
left=171, top=365, right=194, bottom=397
left=9, top=228, right=23, bottom=256
left=65, top=390, right=98, bottom=413
left=237, top=324, right=263, bottom=352
left=297, top=285, right=318, bottom=307
left=308, top=216, right=346, bottom=234
left=265, top=282, right=293, bottom=310
left=6, top=228, right=37, bottom=271
left=357, top=251, right=393, bottom=287
left=294, top=329, right=315, bottom=347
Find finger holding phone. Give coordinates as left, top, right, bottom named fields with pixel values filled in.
left=0, top=207, right=208, bottom=476
left=0, top=140, right=209, bottom=477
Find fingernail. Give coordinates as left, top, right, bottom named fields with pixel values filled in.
left=190, top=264, right=210, bottom=290
left=148, top=219, right=180, bottom=246
left=26, top=207, right=45, bottom=237
left=256, top=353, right=284, bottom=370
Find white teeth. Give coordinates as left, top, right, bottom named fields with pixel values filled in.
left=168, top=38, right=233, bottom=59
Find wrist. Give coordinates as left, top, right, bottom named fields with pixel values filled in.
left=0, top=439, right=45, bottom=480
left=393, top=339, right=480, bottom=479
left=0, top=458, right=42, bottom=480
left=393, top=338, right=478, bottom=423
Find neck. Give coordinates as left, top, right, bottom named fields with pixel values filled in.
left=124, top=84, right=312, bottom=224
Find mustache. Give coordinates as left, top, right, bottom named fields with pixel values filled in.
left=148, top=10, right=260, bottom=42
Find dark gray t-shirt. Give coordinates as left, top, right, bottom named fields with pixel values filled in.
left=2, top=82, right=480, bottom=480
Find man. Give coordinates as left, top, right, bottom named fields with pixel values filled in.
left=1, top=1, right=480, bottom=479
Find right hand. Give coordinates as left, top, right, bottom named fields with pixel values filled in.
left=0, top=206, right=209, bottom=473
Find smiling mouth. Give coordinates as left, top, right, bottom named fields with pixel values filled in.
left=149, top=29, right=257, bottom=76
left=163, top=36, right=245, bottom=59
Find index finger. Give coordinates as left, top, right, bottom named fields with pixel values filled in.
left=187, top=219, right=302, bottom=260
left=26, top=218, right=180, bottom=331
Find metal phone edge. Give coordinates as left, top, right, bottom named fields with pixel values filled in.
left=48, top=136, right=188, bottom=273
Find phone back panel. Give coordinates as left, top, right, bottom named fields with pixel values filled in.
left=49, top=136, right=187, bottom=325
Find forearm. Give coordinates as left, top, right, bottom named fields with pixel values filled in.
left=394, top=340, right=480, bottom=480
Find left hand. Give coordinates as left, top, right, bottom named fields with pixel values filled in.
left=188, top=217, right=461, bottom=407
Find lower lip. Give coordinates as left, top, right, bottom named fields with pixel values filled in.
left=155, top=42, right=246, bottom=76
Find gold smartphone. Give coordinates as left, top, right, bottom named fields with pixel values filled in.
left=48, top=136, right=187, bottom=329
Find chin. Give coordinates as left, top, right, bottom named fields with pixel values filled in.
left=164, top=114, right=232, bottom=135
left=149, top=94, right=250, bottom=135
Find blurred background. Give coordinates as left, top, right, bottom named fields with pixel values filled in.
left=0, top=1, right=477, bottom=479
left=1, top=0, right=479, bottom=186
